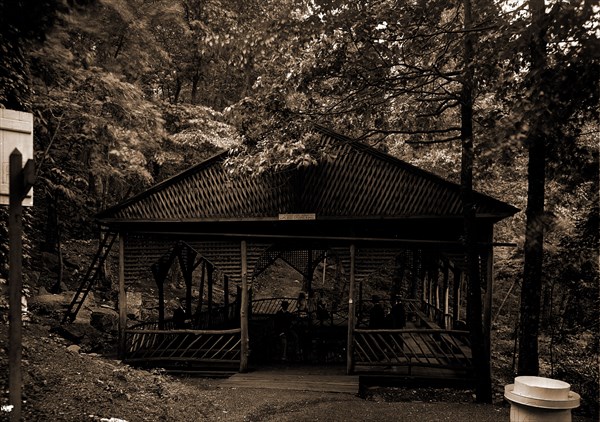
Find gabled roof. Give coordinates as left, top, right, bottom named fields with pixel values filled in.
left=96, top=125, right=518, bottom=223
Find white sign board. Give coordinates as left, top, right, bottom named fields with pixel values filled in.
left=0, top=109, right=33, bottom=206
left=278, top=213, right=316, bottom=221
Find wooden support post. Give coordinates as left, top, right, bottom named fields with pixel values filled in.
left=223, top=274, right=229, bottom=320
left=240, top=240, right=249, bottom=373
left=185, top=272, right=193, bottom=318
left=358, top=276, right=363, bottom=322
left=207, top=263, right=214, bottom=326
left=304, top=248, right=313, bottom=292
left=434, top=265, right=440, bottom=323
left=8, top=150, right=34, bottom=422
left=195, top=260, right=206, bottom=322
left=427, top=270, right=433, bottom=317
left=410, top=249, right=419, bottom=300
left=422, top=268, right=427, bottom=306
left=483, top=228, right=494, bottom=364
left=179, top=247, right=196, bottom=318
left=235, top=285, right=242, bottom=322
left=152, top=263, right=166, bottom=329
left=118, top=234, right=127, bottom=358
left=452, top=267, right=462, bottom=326
left=392, top=253, right=405, bottom=296
left=346, top=244, right=356, bottom=375
left=322, top=252, right=327, bottom=285
left=443, top=261, right=450, bottom=329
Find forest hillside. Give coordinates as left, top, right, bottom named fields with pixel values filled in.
left=0, top=0, right=598, bottom=419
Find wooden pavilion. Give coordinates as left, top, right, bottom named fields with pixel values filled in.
left=90, top=125, right=518, bottom=383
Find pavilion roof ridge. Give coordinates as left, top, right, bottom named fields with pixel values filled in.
left=96, top=148, right=229, bottom=220
left=97, top=124, right=519, bottom=223
left=312, top=124, right=519, bottom=217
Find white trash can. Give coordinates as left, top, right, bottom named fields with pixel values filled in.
left=504, top=376, right=580, bottom=422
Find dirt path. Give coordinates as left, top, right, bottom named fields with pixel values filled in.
left=190, top=383, right=511, bottom=422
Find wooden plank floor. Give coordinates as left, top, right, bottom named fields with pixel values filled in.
left=220, top=366, right=359, bottom=394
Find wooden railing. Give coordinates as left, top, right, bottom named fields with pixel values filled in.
left=421, top=302, right=454, bottom=329
left=131, top=320, right=176, bottom=331
left=194, top=302, right=239, bottom=329
left=251, top=297, right=347, bottom=326
left=124, top=325, right=241, bottom=366
left=353, top=328, right=472, bottom=374
left=251, top=297, right=299, bottom=315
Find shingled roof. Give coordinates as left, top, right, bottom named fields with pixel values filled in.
left=96, top=125, right=518, bottom=223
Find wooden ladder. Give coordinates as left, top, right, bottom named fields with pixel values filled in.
left=62, top=227, right=118, bottom=323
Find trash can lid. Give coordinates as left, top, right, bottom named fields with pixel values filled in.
left=504, top=382, right=580, bottom=410
left=514, top=376, right=571, bottom=401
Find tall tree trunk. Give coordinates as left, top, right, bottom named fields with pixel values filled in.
left=50, top=196, right=64, bottom=293
left=462, top=0, right=492, bottom=403
left=517, top=0, right=548, bottom=376
left=173, top=75, right=182, bottom=104
left=392, top=254, right=405, bottom=296
left=191, top=68, right=200, bottom=105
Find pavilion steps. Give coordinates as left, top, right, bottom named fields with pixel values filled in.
left=220, top=366, right=359, bottom=394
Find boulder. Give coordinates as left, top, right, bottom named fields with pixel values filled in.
left=126, top=291, right=143, bottom=320
left=66, top=344, right=81, bottom=354
left=28, top=290, right=95, bottom=323
left=28, top=292, right=71, bottom=314
left=50, top=324, right=87, bottom=344
left=90, top=307, right=119, bottom=333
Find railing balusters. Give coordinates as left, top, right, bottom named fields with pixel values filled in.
left=353, top=329, right=472, bottom=373
left=124, top=327, right=242, bottom=366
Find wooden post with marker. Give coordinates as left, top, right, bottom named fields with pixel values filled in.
left=8, top=149, right=34, bottom=421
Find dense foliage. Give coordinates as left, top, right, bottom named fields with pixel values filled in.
left=0, top=0, right=598, bottom=415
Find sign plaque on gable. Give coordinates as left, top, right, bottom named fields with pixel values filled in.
left=278, top=213, right=316, bottom=221
left=1, top=109, right=33, bottom=206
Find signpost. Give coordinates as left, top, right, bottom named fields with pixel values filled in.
left=278, top=213, right=316, bottom=221
left=1, top=110, right=34, bottom=206
left=1, top=109, right=34, bottom=421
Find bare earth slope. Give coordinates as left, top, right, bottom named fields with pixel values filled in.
left=1, top=314, right=594, bottom=421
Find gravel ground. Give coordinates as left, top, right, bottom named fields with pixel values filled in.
left=194, top=386, right=511, bottom=422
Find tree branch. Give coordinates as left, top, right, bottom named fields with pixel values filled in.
left=406, top=135, right=462, bottom=145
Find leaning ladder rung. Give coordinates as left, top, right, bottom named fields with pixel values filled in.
left=63, top=230, right=117, bottom=323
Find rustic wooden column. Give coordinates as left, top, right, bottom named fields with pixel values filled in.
left=422, top=269, right=428, bottom=306
left=195, top=260, right=206, bottom=322
left=358, top=276, right=364, bottom=321
left=8, top=150, right=34, bottom=421
left=151, top=262, right=166, bottom=329
left=118, top=234, right=127, bottom=358
left=392, top=253, right=405, bottom=296
left=178, top=247, right=196, bottom=318
left=240, top=240, right=249, bottom=372
left=410, top=249, right=419, bottom=300
left=483, top=228, right=494, bottom=362
left=304, top=248, right=313, bottom=292
left=427, top=269, right=434, bottom=317
left=434, top=265, right=440, bottom=322
left=322, top=252, right=327, bottom=285
left=207, top=263, right=214, bottom=326
left=346, top=244, right=356, bottom=375
left=223, top=274, right=229, bottom=317
left=452, top=267, right=462, bottom=326
left=442, top=261, right=450, bottom=328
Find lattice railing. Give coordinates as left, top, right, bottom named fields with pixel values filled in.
left=251, top=298, right=347, bottom=327
left=251, top=298, right=299, bottom=315
left=124, top=327, right=241, bottom=364
left=194, top=303, right=239, bottom=329
left=353, top=329, right=472, bottom=372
